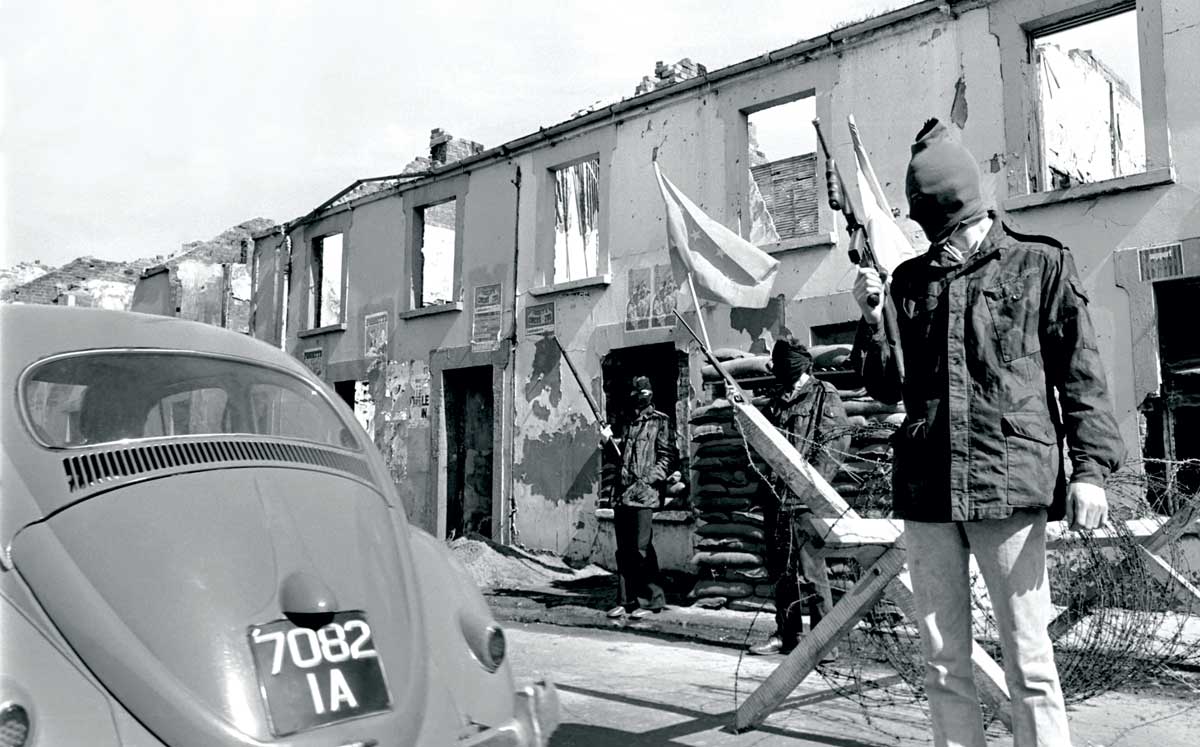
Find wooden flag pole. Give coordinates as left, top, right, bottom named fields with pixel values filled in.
left=685, top=272, right=713, bottom=351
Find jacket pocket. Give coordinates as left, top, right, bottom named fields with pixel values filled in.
left=890, top=418, right=929, bottom=505
left=1001, top=412, right=1058, bottom=507
left=984, top=270, right=1041, bottom=362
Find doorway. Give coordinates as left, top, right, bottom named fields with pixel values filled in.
left=600, top=343, right=688, bottom=505
left=1150, top=277, right=1200, bottom=510
left=443, top=366, right=495, bottom=538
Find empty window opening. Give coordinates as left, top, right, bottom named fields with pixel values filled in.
left=444, top=366, right=495, bottom=539
left=553, top=157, right=601, bottom=284
left=333, top=379, right=374, bottom=435
left=810, top=320, right=859, bottom=347
left=417, top=200, right=457, bottom=307
left=747, top=96, right=818, bottom=244
left=599, top=344, right=688, bottom=508
left=1032, top=6, right=1144, bottom=191
left=308, top=233, right=343, bottom=328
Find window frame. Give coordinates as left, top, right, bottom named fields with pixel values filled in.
left=403, top=174, right=468, bottom=315
left=531, top=135, right=613, bottom=295
left=306, top=231, right=347, bottom=330
left=548, top=153, right=604, bottom=286
left=998, top=0, right=1173, bottom=210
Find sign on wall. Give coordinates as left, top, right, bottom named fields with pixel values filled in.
left=302, top=348, right=325, bottom=379
left=626, top=263, right=676, bottom=331
left=472, top=283, right=503, bottom=346
left=525, top=302, right=556, bottom=336
left=364, top=311, right=389, bottom=361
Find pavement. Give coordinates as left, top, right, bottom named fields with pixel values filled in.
left=504, top=621, right=1200, bottom=746
left=473, top=546, right=1200, bottom=745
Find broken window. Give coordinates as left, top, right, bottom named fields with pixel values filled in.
left=747, top=96, right=818, bottom=244
left=1032, top=5, right=1144, bottom=191
left=416, top=199, right=457, bottom=306
left=552, top=157, right=601, bottom=284
left=308, top=233, right=344, bottom=328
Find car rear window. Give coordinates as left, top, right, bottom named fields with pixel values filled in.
left=22, top=352, right=362, bottom=451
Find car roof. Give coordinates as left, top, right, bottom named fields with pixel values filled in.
left=0, top=305, right=308, bottom=377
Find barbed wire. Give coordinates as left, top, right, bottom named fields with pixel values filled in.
left=704, top=408, right=1200, bottom=731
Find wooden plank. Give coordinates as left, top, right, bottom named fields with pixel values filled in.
left=734, top=547, right=906, bottom=732
left=804, top=516, right=1168, bottom=552
left=1048, top=498, right=1200, bottom=641
left=728, top=398, right=1014, bottom=729
left=1136, top=545, right=1200, bottom=608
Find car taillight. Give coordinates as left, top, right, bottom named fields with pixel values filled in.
left=0, top=703, right=29, bottom=747
left=486, top=625, right=506, bottom=668
left=459, top=610, right=507, bottom=673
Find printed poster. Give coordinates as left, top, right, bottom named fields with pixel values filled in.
left=626, top=263, right=675, bottom=331
left=525, top=302, right=555, bottom=336
left=302, top=348, right=324, bottom=379
left=364, top=311, right=389, bottom=361
left=472, top=283, right=503, bottom=346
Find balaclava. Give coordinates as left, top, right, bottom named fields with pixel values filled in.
left=771, top=337, right=813, bottom=387
left=631, top=375, right=654, bottom=409
left=905, top=118, right=986, bottom=245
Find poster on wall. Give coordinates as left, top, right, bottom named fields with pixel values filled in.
left=626, top=263, right=675, bottom=331
left=471, top=283, right=503, bottom=346
left=302, top=348, right=324, bottom=379
left=525, top=302, right=555, bottom=336
left=364, top=311, right=389, bottom=361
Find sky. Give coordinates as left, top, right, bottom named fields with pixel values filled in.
left=1, top=0, right=1141, bottom=267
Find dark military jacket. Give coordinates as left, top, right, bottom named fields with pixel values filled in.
left=765, top=376, right=851, bottom=511
left=616, top=407, right=675, bottom=508
left=856, top=216, right=1124, bottom=522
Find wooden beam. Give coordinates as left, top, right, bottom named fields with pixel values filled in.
left=805, top=516, right=1169, bottom=552
left=728, top=398, right=1014, bottom=729
left=1048, top=498, right=1200, bottom=641
left=734, top=547, right=906, bottom=731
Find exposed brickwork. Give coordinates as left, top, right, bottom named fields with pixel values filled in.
left=634, top=58, right=707, bottom=96
left=2, top=256, right=155, bottom=305
left=429, top=128, right=484, bottom=166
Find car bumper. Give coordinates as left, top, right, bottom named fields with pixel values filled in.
left=458, top=680, right=560, bottom=746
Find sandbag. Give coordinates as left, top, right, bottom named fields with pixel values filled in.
left=692, top=428, right=740, bottom=443
left=721, top=566, right=770, bottom=581
left=690, top=401, right=734, bottom=425
left=728, top=597, right=777, bottom=613
left=692, top=496, right=753, bottom=512
left=695, top=537, right=766, bottom=554
left=691, top=551, right=765, bottom=568
left=697, top=511, right=731, bottom=524
left=731, top=510, right=765, bottom=527
left=692, top=442, right=748, bottom=459
left=690, top=580, right=753, bottom=599
left=696, top=523, right=765, bottom=541
left=754, top=583, right=776, bottom=598
left=700, top=356, right=771, bottom=381
left=692, top=596, right=727, bottom=609
left=714, top=348, right=752, bottom=361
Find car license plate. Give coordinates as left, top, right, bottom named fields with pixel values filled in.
left=248, top=611, right=391, bottom=736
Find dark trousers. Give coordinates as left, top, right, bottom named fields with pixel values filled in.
left=613, top=506, right=666, bottom=610
left=765, top=503, right=825, bottom=643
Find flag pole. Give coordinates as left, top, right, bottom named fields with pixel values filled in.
left=684, top=271, right=713, bottom=351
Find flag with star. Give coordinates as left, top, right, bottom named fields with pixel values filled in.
left=653, top=162, right=780, bottom=309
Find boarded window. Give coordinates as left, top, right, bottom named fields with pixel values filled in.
left=308, top=233, right=343, bottom=328
left=747, top=97, right=818, bottom=243
left=553, top=157, right=600, bottom=284
left=1032, top=6, right=1144, bottom=191
left=418, top=200, right=457, bottom=306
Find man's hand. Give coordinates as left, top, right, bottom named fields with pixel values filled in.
left=1065, top=482, right=1108, bottom=531
left=853, top=267, right=886, bottom=326
left=599, top=425, right=614, bottom=443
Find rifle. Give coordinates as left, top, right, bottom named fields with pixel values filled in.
left=812, top=117, right=905, bottom=381
left=552, top=336, right=623, bottom=462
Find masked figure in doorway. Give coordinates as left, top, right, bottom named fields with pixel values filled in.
left=749, top=336, right=851, bottom=655
left=600, top=375, right=676, bottom=619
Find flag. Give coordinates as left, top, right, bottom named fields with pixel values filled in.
left=847, top=115, right=915, bottom=275
left=654, top=162, right=779, bottom=309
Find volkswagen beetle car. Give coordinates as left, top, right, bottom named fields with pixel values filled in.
left=0, top=305, right=558, bottom=746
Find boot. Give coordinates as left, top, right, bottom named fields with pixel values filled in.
left=748, top=635, right=785, bottom=656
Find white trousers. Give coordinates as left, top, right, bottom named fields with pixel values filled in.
left=905, top=510, right=1070, bottom=747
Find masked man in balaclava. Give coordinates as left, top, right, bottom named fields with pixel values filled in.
left=600, top=375, right=674, bottom=619
left=853, top=119, right=1124, bottom=747
left=749, top=336, right=850, bottom=655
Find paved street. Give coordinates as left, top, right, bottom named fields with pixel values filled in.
left=504, top=621, right=1200, bottom=747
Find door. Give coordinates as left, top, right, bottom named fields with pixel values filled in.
left=443, top=366, right=495, bottom=538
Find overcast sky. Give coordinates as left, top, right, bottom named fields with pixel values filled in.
left=1, top=1, right=1140, bottom=267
